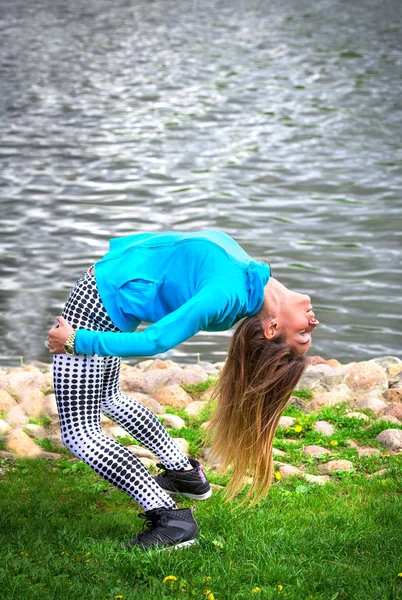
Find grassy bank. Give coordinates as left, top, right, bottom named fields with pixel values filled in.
left=1, top=401, right=401, bottom=600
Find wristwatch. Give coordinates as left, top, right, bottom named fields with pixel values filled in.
left=64, top=330, right=76, bottom=355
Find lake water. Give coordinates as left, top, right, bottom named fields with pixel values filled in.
left=0, top=0, right=401, bottom=367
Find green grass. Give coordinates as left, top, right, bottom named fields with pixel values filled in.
left=180, top=376, right=218, bottom=397
left=1, top=399, right=402, bottom=600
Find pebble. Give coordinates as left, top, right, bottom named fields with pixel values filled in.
left=303, top=445, right=331, bottom=458
left=0, top=419, right=11, bottom=435
left=127, top=446, right=157, bottom=460
left=0, top=390, right=18, bottom=412
left=377, top=415, right=401, bottom=425
left=376, top=429, right=402, bottom=451
left=278, top=416, right=296, bottom=428
left=154, top=384, right=193, bottom=408
left=185, top=401, right=207, bottom=417
left=159, top=414, right=186, bottom=430
left=353, top=397, right=387, bottom=414
left=277, top=464, right=303, bottom=478
left=272, top=447, right=286, bottom=457
left=383, top=388, right=402, bottom=403
left=304, top=473, right=331, bottom=485
left=318, top=460, right=354, bottom=474
left=126, top=391, right=162, bottom=415
left=344, top=412, right=370, bottom=421
left=313, top=421, right=335, bottom=436
left=173, top=437, right=189, bottom=455
left=24, top=424, right=47, bottom=439
left=344, top=361, right=388, bottom=393
left=356, top=447, right=382, bottom=457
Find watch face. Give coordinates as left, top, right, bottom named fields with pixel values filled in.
left=64, top=345, right=74, bottom=355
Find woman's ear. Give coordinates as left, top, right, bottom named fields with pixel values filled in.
left=262, top=318, right=279, bottom=340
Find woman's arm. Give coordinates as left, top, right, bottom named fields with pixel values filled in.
left=50, top=284, right=230, bottom=358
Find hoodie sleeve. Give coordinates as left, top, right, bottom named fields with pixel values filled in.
left=74, top=283, right=231, bottom=358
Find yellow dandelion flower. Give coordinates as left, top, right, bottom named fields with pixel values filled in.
left=330, top=440, right=338, bottom=446
left=115, top=596, right=123, bottom=599
left=398, top=572, right=402, bottom=577
left=163, top=576, right=177, bottom=583
left=294, top=425, right=302, bottom=433
left=275, top=471, right=282, bottom=481
left=252, top=586, right=262, bottom=593
left=317, top=439, right=322, bottom=443
left=19, top=552, right=25, bottom=556
left=278, top=584, right=283, bottom=591
left=203, top=590, right=215, bottom=599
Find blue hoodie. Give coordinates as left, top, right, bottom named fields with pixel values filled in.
left=75, top=230, right=270, bottom=357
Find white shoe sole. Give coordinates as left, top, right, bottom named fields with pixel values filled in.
left=166, top=488, right=213, bottom=501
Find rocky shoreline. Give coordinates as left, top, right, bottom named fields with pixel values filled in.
left=0, top=355, right=401, bottom=484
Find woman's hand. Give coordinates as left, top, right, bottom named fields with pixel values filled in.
left=47, top=316, right=74, bottom=354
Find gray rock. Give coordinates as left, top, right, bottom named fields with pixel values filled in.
left=127, top=446, right=157, bottom=460
left=304, top=473, right=331, bottom=485
left=159, top=414, right=186, bottom=430
left=343, top=361, right=388, bottom=393
left=168, top=366, right=209, bottom=386
left=318, top=460, right=354, bottom=474
left=353, top=397, right=387, bottom=414
left=384, top=403, right=402, bottom=421
left=383, top=388, right=402, bottom=403
left=344, top=412, right=370, bottom=421
left=288, top=396, right=312, bottom=413
left=277, top=464, right=303, bottom=478
left=369, top=356, right=402, bottom=370
left=272, top=447, right=286, bottom=457
left=313, top=421, right=335, bottom=436
left=201, top=447, right=221, bottom=467
left=303, top=445, right=331, bottom=458
left=173, top=437, right=189, bottom=455
left=126, top=392, right=162, bottom=415
left=376, top=429, right=402, bottom=451
left=309, top=384, right=351, bottom=410
left=139, top=457, right=158, bottom=469
left=154, top=384, right=193, bottom=408
left=377, top=415, right=401, bottom=425
left=107, top=425, right=130, bottom=439
left=295, top=371, right=323, bottom=391
left=46, top=433, right=64, bottom=448
left=357, top=447, right=382, bottom=457
left=278, top=416, right=296, bottom=428
left=24, top=424, right=47, bottom=439
left=6, top=405, right=28, bottom=427
left=0, top=390, right=17, bottom=412
left=185, top=401, right=207, bottom=417
left=43, top=393, right=59, bottom=418
left=367, top=468, right=389, bottom=478
left=0, top=419, right=11, bottom=435
left=197, top=361, right=220, bottom=376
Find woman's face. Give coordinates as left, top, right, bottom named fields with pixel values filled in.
left=277, top=292, right=319, bottom=354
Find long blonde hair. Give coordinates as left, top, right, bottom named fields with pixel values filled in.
left=207, top=315, right=308, bottom=506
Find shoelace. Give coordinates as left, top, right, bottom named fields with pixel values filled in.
left=138, top=511, right=159, bottom=529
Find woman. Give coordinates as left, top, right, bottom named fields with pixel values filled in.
left=48, top=230, right=319, bottom=550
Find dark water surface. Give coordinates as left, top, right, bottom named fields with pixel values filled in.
left=1, top=0, right=401, bottom=367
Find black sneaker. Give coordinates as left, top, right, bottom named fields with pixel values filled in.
left=124, top=507, right=199, bottom=550
left=154, top=458, right=212, bottom=501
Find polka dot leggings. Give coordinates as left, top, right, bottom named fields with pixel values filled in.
left=52, top=267, right=191, bottom=511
